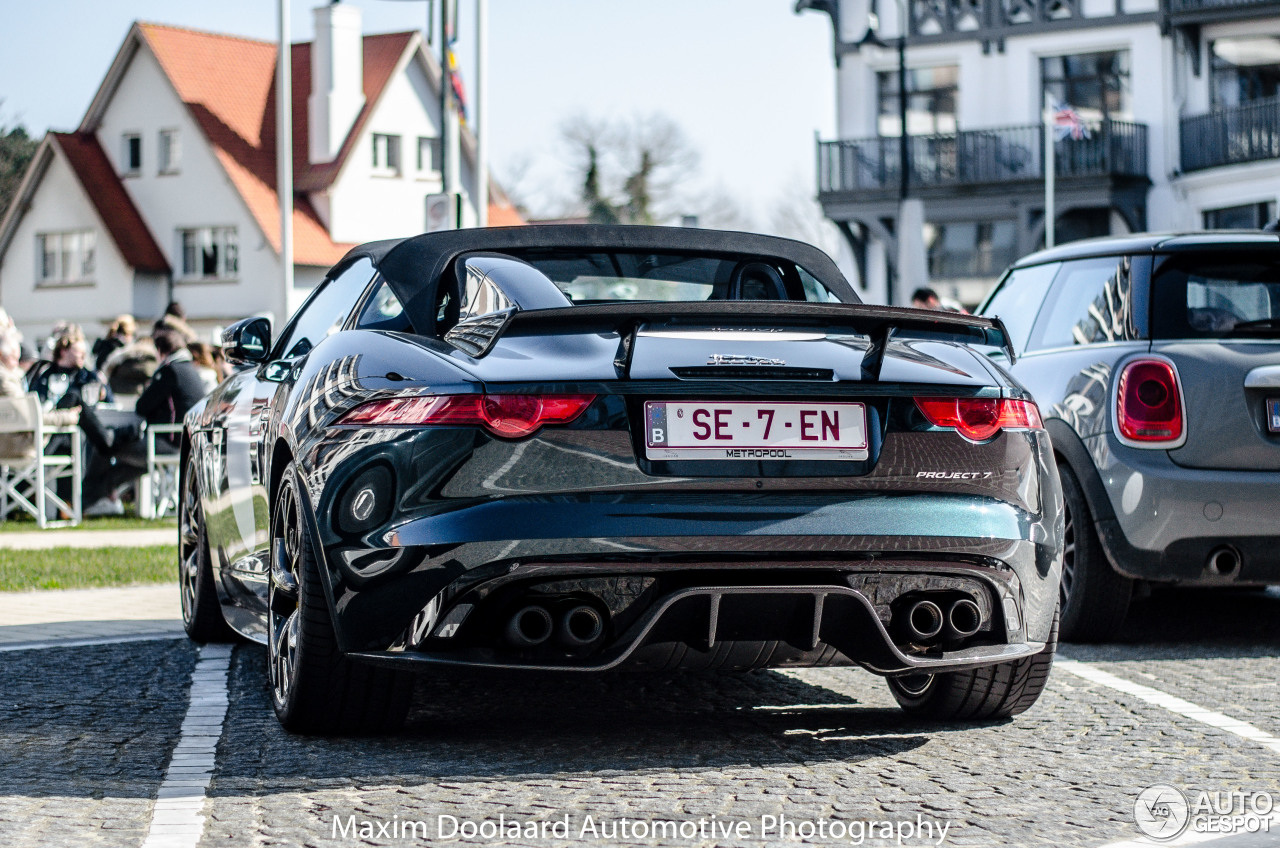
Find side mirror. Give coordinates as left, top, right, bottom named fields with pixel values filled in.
left=222, top=317, right=272, bottom=366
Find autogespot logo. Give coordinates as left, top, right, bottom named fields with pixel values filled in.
left=1135, top=784, right=1191, bottom=841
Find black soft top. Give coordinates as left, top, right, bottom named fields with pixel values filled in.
left=331, top=225, right=858, bottom=331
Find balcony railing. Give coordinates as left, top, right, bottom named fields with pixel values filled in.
left=1167, top=0, right=1277, bottom=14
left=818, top=120, right=1149, bottom=197
left=1180, top=96, right=1280, bottom=173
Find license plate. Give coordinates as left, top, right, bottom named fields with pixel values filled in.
left=644, top=401, right=868, bottom=461
left=1268, top=398, right=1280, bottom=433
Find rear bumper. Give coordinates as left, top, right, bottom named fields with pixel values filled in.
left=353, top=583, right=1044, bottom=676
left=312, top=491, right=1061, bottom=674
left=1088, top=434, right=1280, bottom=582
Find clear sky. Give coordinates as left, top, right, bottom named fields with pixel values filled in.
left=0, top=0, right=836, bottom=225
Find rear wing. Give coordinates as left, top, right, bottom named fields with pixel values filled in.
left=448, top=301, right=1015, bottom=377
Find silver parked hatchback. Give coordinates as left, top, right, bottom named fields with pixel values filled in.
left=977, top=232, right=1280, bottom=641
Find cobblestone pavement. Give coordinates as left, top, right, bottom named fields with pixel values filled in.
left=1, top=587, right=1277, bottom=848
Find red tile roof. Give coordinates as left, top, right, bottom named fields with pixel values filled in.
left=137, top=23, right=521, bottom=269
left=139, top=23, right=367, bottom=266
left=50, top=132, right=170, bottom=274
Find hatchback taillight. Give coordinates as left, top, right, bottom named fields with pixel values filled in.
left=337, top=394, right=596, bottom=438
left=1116, top=359, right=1183, bottom=445
left=914, top=397, right=1044, bottom=442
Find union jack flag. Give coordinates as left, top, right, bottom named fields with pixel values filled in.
left=1051, top=99, right=1091, bottom=141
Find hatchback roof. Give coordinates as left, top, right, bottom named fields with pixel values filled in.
left=1011, top=230, right=1280, bottom=269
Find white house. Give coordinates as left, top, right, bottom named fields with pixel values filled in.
left=0, top=3, right=521, bottom=341
left=798, top=0, right=1280, bottom=307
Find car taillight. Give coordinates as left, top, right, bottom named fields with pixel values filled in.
left=337, top=394, right=596, bottom=438
left=914, top=397, right=1044, bottom=442
left=1116, top=359, right=1183, bottom=445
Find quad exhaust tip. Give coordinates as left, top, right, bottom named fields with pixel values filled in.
left=505, top=605, right=554, bottom=647
left=905, top=599, right=944, bottom=641
left=1206, top=545, right=1241, bottom=578
left=558, top=604, right=605, bottom=648
left=946, top=598, right=982, bottom=639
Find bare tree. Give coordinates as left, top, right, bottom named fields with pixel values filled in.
left=557, top=112, right=698, bottom=225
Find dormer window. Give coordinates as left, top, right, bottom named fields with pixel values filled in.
left=159, top=129, right=181, bottom=174
left=122, top=133, right=141, bottom=175
left=372, top=133, right=401, bottom=176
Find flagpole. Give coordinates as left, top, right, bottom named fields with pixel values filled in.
left=1043, top=91, right=1055, bottom=249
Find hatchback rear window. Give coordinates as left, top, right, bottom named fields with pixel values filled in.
left=1151, top=256, right=1280, bottom=338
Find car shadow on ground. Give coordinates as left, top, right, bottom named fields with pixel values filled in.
left=205, top=645, right=985, bottom=795
left=1063, top=586, right=1280, bottom=661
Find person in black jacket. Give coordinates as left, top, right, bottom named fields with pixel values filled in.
left=81, top=329, right=208, bottom=514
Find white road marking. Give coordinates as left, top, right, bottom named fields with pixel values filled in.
left=539, top=438, right=639, bottom=470
left=481, top=440, right=528, bottom=491
left=0, top=632, right=185, bottom=652
left=1056, top=659, right=1280, bottom=755
left=140, top=643, right=232, bottom=848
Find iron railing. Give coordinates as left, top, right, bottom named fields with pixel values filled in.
left=1167, top=0, right=1276, bottom=12
left=1180, top=96, right=1280, bottom=172
left=817, top=120, right=1149, bottom=196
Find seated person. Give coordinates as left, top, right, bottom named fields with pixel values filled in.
left=0, top=331, right=80, bottom=460
left=80, top=329, right=206, bottom=515
left=27, top=332, right=113, bottom=409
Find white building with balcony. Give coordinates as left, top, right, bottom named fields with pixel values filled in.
left=798, top=0, right=1280, bottom=306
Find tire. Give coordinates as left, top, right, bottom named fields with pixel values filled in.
left=179, top=453, right=235, bottom=643
left=887, top=604, right=1059, bottom=721
left=1058, top=462, right=1132, bottom=642
left=267, top=462, right=413, bottom=734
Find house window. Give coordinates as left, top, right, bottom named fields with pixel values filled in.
left=1041, top=51, right=1130, bottom=122
left=36, top=230, right=96, bottom=285
left=179, top=227, right=238, bottom=281
left=372, top=133, right=401, bottom=175
left=1210, top=37, right=1280, bottom=109
left=123, top=133, right=141, bottom=175
left=159, top=129, right=181, bottom=174
left=1203, top=201, right=1277, bottom=230
left=417, top=136, right=441, bottom=175
left=877, top=66, right=958, bottom=137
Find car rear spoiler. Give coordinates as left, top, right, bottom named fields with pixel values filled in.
left=448, top=301, right=1015, bottom=377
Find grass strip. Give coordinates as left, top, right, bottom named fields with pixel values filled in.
left=0, top=516, right=178, bottom=534
left=0, top=546, right=177, bottom=591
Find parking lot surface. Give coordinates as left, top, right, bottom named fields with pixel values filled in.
left=1, top=586, right=1277, bottom=847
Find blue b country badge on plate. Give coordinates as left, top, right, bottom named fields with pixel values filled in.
left=1268, top=398, right=1280, bottom=433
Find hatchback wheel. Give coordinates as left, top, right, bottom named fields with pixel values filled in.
left=1058, top=463, right=1132, bottom=642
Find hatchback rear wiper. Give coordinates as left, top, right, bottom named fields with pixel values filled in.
left=1228, top=317, right=1280, bottom=332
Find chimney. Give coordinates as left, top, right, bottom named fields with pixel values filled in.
left=308, top=1, right=365, bottom=164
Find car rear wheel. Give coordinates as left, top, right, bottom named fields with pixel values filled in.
left=887, top=604, right=1058, bottom=720
left=268, top=462, right=413, bottom=734
left=179, top=454, right=234, bottom=643
left=1058, top=462, right=1132, bottom=642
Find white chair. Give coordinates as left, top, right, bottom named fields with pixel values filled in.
left=0, top=393, right=82, bottom=528
left=138, top=423, right=184, bottom=519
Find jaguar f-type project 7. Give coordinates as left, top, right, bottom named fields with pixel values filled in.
left=178, top=226, right=1063, bottom=733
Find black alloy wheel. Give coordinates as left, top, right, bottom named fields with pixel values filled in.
left=267, top=462, right=413, bottom=734
left=179, top=453, right=233, bottom=642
